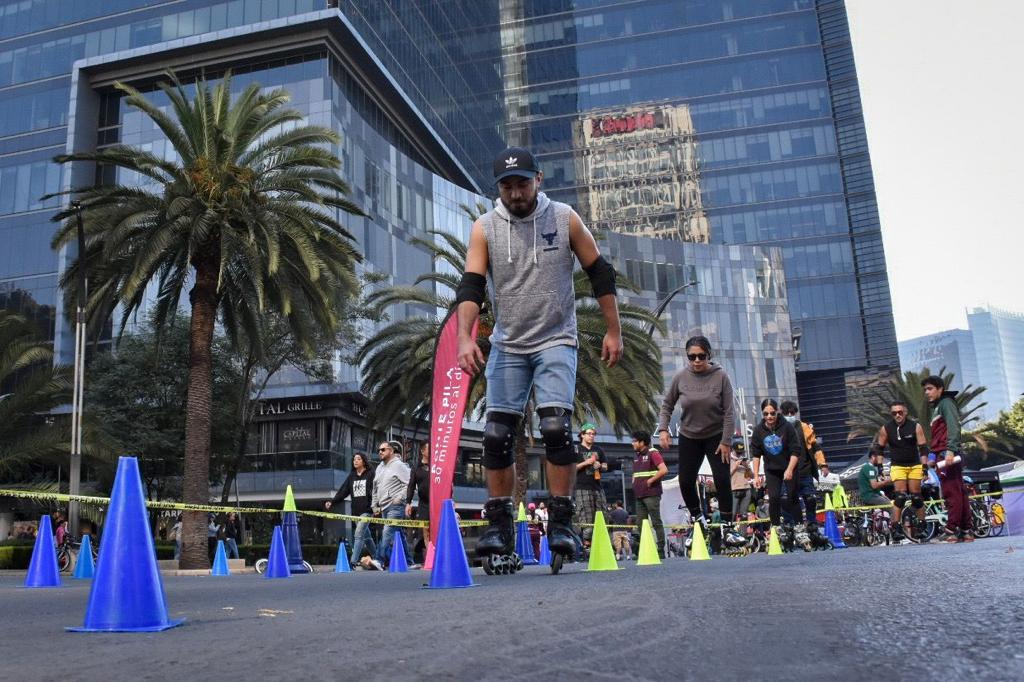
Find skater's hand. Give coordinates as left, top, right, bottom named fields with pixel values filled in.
left=601, top=330, right=623, bottom=367
left=783, top=468, right=794, bottom=481
left=716, top=443, right=730, bottom=464
left=458, top=334, right=485, bottom=376
left=944, top=452, right=955, bottom=468
left=324, top=501, right=332, bottom=510
left=752, top=476, right=763, bottom=489
left=659, top=430, right=671, bottom=451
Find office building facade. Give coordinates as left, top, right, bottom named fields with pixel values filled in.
left=967, top=306, right=1024, bottom=421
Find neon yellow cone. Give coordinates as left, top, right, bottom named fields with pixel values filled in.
left=586, top=511, right=619, bottom=571
left=833, top=485, right=848, bottom=509
left=689, top=522, right=710, bottom=561
left=824, top=492, right=834, bottom=512
left=283, top=484, right=297, bottom=512
left=768, top=526, right=784, bottom=555
left=516, top=502, right=527, bottom=522
left=637, top=519, right=661, bottom=565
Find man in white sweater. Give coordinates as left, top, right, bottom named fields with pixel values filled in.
left=368, top=441, right=410, bottom=570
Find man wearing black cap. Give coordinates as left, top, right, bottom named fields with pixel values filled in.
left=454, top=146, right=623, bottom=573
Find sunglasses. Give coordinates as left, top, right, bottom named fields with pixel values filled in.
left=890, top=410, right=906, bottom=416
left=378, top=447, right=390, bottom=453
left=763, top=411, right=777, bottom=416
left=687, top=353, right=708, bottom=361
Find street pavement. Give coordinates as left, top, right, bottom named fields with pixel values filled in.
left=2, top=536, right=1022, bottom=681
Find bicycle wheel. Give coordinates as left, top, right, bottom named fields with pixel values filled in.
left=254, top=558, right=268, bottom=574
left=303, top=561, right=315, bottom=574
left=972, top=505, right=991, bottom=538
left=57, top=549, right=72, bottom=573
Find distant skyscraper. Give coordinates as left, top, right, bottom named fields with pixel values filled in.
left=899, top=329, right=981, bottom=412
left=968, top=306, right=1024, bottom=419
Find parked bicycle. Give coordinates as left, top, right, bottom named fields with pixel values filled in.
left=841, top=507, right=893, bottom=547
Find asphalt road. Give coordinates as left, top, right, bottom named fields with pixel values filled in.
left=3, top=536, right=1022, bottom=681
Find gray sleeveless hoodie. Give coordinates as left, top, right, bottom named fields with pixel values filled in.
left=481, top=192, right=577, bottom=353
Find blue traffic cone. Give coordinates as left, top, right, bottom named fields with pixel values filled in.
left=68, top=456, right=183, bottom=631
left=281, top=510, right=309, bottom=574
left=388, top=532, right=409, bottom=573
left=538, top=535, right=552, bottom=565
left=211, top=540, right=230, bottom=576
left=334, top=542, right=352, bottom=573
left=514, top=520, right=538, bottom=565
left=824, top=510, right=847, bottom=548
left=24, top=515, right=60, bottom=588
left=72, top=534, right=95, bottom=580
left=427, top=499, right=475, bottom=589
left=264, top=526, right=291, bottom=579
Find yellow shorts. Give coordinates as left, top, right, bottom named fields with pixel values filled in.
left=889, top=464, right=924, bottom=482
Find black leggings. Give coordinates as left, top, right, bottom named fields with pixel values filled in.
left=764, top=470, right=800, bottom=526
left=678, top=434, right=732, bottom=520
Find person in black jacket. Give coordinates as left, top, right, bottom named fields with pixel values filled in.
left=326, top=452, right=376, bottom=565
left=749, top=399, right=801, bottom=532
left=406, top=443, right=431, bottom=563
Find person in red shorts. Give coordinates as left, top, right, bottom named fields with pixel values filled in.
left=921, top=375, right=973, bottom=543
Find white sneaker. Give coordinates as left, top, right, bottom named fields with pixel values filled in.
left=368, top=558, right=383, bottom=571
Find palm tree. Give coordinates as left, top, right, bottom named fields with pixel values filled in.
left=846, top=367, right=992, bottom=453
left=357, top=215, right=665, bottom=503
left=50, top=73, right=363, bottom=568
left=0, top=312, right=71, bottom=476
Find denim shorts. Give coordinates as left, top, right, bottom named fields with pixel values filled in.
left=485, top=343, right=576, bottom=415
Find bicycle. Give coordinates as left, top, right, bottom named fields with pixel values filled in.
left=254, top=558, right=314, bottom=574
left=841, top=507, right=893, bottom=547
left=969, top=499, right=992, bottom=538
left=981, top=497, right=1006, bottom=537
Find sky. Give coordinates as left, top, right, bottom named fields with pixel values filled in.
left=845, top=0, right=1024, bottom=341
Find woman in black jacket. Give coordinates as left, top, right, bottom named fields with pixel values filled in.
left=749, top=399, right=801, bottom=530
left=325, top=452, right=376, bottom=564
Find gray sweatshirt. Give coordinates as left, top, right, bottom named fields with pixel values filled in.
left=657, top=363, right=736, bottom=445
left=481, top=192, right=578, bottom=353
left=371, top=457, right=410, bottom=511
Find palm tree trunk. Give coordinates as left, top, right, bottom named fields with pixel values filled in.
left=179, top=258, right=218, bottom=569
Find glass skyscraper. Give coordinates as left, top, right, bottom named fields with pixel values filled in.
left=0, top=0, right=895, bottom=497
left=476, top=0, right=897, bottom=463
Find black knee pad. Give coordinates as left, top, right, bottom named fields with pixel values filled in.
left=893, top=493, right=908, bottom=509
left=910, top=495, right=924, bottom=510
left=482, top=412, right=518, bottom=469
left=538, top=406, right=574, bottom=465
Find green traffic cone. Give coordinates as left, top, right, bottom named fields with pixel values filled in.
left=768, top=526, right=784, bottom=555
left=586, top=511, right=619, bottom=571
left=516, top=502, right=527, bottom=522
left=283, top=485, right=297, bottom=512
left=689, top=522, right=710, bottom=561
left=636, top=519, right=661, bottom=566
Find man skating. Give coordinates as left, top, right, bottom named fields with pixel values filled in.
left=456, top=146, right=623, bottom=573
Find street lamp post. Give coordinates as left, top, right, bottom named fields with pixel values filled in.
left=68, top=202, right=87, bottom=539
left=646, top=281, right=699, bottom=337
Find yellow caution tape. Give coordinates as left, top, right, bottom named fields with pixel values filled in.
left=632, top=471, right=658, bottom=479
left=0, top=488, right=488, bottom=529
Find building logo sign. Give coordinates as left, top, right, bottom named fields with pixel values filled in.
left=591, top=111, right=663, bottom=138
left=257, top=400, right=323, bottom=416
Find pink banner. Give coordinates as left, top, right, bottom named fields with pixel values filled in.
left=428, top=308, right=477, bottom=559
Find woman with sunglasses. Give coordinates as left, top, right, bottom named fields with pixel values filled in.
left=657, top=336, right=744, bottom=551
left=750, top=399, right=801, bottom=537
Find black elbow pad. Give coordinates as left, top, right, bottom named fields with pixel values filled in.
left=584, top=255, right=616, bottom=298
left=455, top=272, right=486, bottom=306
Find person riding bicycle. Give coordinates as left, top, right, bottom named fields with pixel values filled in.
left=875, top=400, right=928, bottom=540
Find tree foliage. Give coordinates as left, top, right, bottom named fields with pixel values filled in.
left=50, top=72, right=363, bottom=568
left=0, top=311, right=71, bottom=477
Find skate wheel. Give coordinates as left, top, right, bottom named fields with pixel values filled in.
left=482, top=556, right=495, bottom=575
left=550, top=553, right=563, bottom=575
left=512, top=554, right=524, bottom=572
